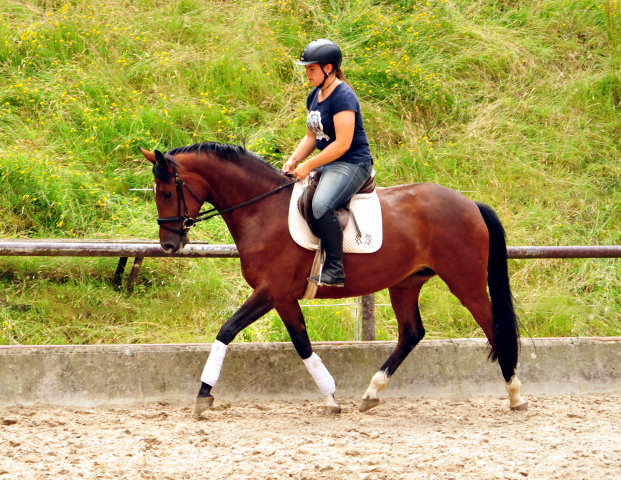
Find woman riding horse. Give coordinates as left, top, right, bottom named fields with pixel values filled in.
left=140, top=41, right=528, bottom=416
left=282, top=39, right=374, bottom=287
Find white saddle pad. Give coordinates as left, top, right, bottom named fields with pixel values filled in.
left=288, top=179, right=383, bottom=253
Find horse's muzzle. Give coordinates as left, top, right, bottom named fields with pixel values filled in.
left=161, top=233, right=188, bottom=253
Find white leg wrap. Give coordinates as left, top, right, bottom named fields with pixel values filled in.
left=303, top=353, right=336, bottom=396
left=200, top=340, right=228, bottom=387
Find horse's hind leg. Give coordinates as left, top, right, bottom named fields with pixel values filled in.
left=457, top=292, right=527, bottom=410
left=360, top=275, right=428, bottom=412
left=443, top=274, right=527, bottom=411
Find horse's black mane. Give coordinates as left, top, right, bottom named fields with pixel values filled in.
left=153, top=141, right=281, bottom=182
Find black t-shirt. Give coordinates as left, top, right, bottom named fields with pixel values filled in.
left=306, top=83, right=373, bottom=164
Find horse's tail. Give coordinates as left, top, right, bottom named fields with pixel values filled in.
left=475, top=202, right=519, bottom=382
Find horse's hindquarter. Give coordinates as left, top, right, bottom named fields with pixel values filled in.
left=379, top=183, right=489, bottom=268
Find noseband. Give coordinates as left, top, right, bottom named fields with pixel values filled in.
left=156, top=163, right=297, bottom=237
left=156, top=163, right=202, bottom=236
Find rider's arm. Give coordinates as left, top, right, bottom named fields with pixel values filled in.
left=293, top=110, right=355, bottom=180
left=282, top=125, right=316, bottom=174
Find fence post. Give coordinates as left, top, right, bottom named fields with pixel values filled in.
left=127, top=257, right=144, bottom=295
left=361, top=294, right=375, bottom=341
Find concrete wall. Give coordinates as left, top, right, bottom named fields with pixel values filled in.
left=1, top=338, right=619, bottom=407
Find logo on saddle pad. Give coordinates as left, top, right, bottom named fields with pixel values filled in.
left=288, top=180, right=383, bottom=254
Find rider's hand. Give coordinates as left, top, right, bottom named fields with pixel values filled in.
left=282, top=158, right=297, bottom=174
left=293, top=162, right=312, bottom=181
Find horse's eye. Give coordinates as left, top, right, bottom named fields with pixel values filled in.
left=163, top=193, right=173, bottom=200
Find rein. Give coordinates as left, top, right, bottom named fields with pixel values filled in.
left=157, top=163, right=297, bottom=236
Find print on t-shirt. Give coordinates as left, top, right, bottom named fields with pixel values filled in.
left=307, top=111, right=330, bottom=141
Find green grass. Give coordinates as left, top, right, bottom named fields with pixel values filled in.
left=0, top=0, right=620, bottom=345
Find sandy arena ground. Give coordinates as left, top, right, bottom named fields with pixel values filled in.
left=1, top=394, right=620, bottom=479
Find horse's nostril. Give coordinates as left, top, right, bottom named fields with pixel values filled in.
left=164, top=243, right=175, bottom=251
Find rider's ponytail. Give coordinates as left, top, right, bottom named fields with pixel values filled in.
left=335, top=67, right=354, bottom=91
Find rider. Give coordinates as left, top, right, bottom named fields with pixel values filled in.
left=282, top=39, right=374, bottom=287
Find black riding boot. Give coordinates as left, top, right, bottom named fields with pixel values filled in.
left=308, top=209, right=345, bottom=287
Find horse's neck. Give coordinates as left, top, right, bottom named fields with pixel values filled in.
left=197, top=153, right=290, bottom=244
left=204, top=156, right=286, bottom=210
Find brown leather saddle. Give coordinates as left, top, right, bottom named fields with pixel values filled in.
left=297, top=169, right=376, bottom=238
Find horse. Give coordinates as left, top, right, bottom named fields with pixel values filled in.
left=139, top=142, right=528, bottom=415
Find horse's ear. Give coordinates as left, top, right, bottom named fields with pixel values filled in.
left=154, top=149, right=169, bottom=169
left=140, top=147, right=156, bottom=164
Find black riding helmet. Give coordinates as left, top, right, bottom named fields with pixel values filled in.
left=295, top=39, right=342, bottom=88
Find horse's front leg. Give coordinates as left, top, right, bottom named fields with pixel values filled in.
left=275, top=301, right=341, bottom=415
left=195, top=289, right=274, bottom=414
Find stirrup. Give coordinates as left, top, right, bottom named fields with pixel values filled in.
left=308, top=272, right=345, bottom=287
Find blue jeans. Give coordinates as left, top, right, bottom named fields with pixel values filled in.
left=312, top=160, right=373, bottom=219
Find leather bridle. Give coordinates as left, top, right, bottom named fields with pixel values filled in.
left=156, top=162, right=297, bottom=237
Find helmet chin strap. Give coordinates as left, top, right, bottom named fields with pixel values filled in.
left=318, top=66, right=331, bottom=89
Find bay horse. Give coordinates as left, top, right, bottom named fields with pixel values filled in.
left=140, top=142, right=527, bottom=415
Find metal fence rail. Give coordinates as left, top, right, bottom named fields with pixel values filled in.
left=0, top=240, right=238, bottom=258
left=1, top=240, right=620, bottom=340
left=506, top=246, right=621, bottom=258
left=2, top=241, right=621, bottom=258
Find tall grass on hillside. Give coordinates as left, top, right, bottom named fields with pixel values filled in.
left=0, top=0, right=620, bottom=345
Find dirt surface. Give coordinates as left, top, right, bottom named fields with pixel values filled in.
left=1, top=394, right=620, bottom=479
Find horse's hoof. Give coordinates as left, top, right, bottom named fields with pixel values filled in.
left=510, top=400, right=528, bottom=411
left=322, top=405, right=341, bottom=415
left=359, top=397, right=380, bottom=412
left=194, top=396, right=214, bottom=415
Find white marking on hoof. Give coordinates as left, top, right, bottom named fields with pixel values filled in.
left=194, top=396, right=214, bottom=415
left=324, top=394, right=339, bottom=407
left=322, top=394, right=341, bottom=415
left=362, top=370, right=389, bottom=399
left=359, top=397, right=380, bottom=412
left=506, top=375, right=527, bottom=410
